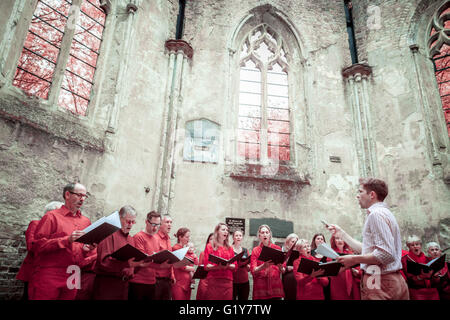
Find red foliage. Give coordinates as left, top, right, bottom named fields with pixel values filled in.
left=13, top=0, right=106, bottom=116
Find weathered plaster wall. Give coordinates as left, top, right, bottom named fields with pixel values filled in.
left=0, top=0, right=449, bottom=300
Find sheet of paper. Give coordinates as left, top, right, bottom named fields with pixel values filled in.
left=316, top=243, right=340, bottom=259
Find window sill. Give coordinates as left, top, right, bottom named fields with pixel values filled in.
left=0, top=91, right=105, bottom=152
left=227, top=163, right=310, bottom=185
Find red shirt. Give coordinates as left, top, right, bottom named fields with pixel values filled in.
left=329, top=249, right=358, bottom=300
left=233, top=248, right=249, bottom=284
left=16, top=220, right=39, bottom=281
left=401, top=251, right=440, bottom=288
left=172, top=243, right=199, bottom=289
left=130, top=231, right=160, bottom=284
left=94, top=229, right=135, bottom=278
left=293, top=255, right=329, bottom=300
left=32, top=206, right=91, bottom=268
left=250, top=243, right=284, bottom=300
left=204, top=243, right=236, bottom=281
left=154, top=230, right=173, bottom=279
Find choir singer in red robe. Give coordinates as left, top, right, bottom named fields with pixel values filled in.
left=30, top=183, right=95, bottom=300
left=250, top=225, right=284, bottom=300
left=172, top=228, right=198, bottom=300
left=204, top=223, right=236, bottom=300
left=93, top=205, right=148, bottom=300
left=401, top=235, right=440, bottom=300
left=293, top=239, right=329, bottom=300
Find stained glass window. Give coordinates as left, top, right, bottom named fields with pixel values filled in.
left=238, top=24, right=290, bottom=162
left=13, top=0, right=106, bottom=116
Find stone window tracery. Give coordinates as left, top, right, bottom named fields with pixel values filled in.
left=428, top=1, right=450, bottom=137
left=238, top=24, right=290, bottom=163
left=12, top=0, right=107, bottom=116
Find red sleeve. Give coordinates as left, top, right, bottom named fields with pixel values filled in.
left=293, top=258, right=315, bottom=286
left=250, top=246, right=264, bottom=278
left=203, top=243, right=212, bottom=266
left=32, top=214, right=71, bottom=254
left=96, top=234, right=129, bottom=276
left=25, top=220, right=39, bottom=252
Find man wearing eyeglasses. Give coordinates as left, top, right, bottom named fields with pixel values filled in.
left=93, top=205, right=146, bottom=300
left=30, top=183, right=95, bottom=300
left=129, top=211, right=171, bottom=300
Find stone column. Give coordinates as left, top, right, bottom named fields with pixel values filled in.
left=105, top=1, right=139, bottom=151
left=153, top=39, right=193, bottom=215
left=342, top=63, right=378, bottom=177
left=410, top=44, right=450, bottom=183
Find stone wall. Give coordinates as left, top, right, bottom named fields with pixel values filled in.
left=0, top=0, right=449, bottom=299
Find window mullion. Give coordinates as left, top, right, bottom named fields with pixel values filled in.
left=47, top=0, right=81, bottom=110
left=261, top=64, right=268, bottom=164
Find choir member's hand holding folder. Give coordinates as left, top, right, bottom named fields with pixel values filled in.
left=76, top=211, right=121, bottom=245
left=258, top=245, right=290, bottom=265
left=192, top=265, right=208, bottom=279
left=111, top=245, right=190, bottom=267
left=406, top=254, right=446, bottom=275
left=297, top=258, right=342, bottom=277
left=316, top=243, right=359, bottom=269
left=209, top=250, right=245, bottom=266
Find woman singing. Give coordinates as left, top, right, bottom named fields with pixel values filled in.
left=172, top=228, right=198, bottom=300
left=232, top=229, right=250, bottom=300
left=203, top=223, right=236, bottom=300
left=250, top=225, right=284, bottom=300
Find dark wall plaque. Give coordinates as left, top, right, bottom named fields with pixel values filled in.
left=249, top=218, right=293, bottom=238
left=225, top=217, right=245, bottom=234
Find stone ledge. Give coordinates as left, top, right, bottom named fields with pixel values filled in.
left=0, top=93, right=105, bottom=153
left=227, top=163, right=310, bottom=185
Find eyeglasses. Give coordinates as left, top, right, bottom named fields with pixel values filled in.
left=125, top=219, right=136, bottom=225
left=147, top=220, right=160, bottom=227
left=69, top=191, right=88, bottom=199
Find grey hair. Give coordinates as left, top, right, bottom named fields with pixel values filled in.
left=119, top=205, right=137, bottom=217
left=161, top=214, right=172, bottom=221
left=282, top=233, right=299, bottom=251
left=426, top=242, right=440, bottom=251
left=406, top=235, right=421, bottom=245
left=295, top=239, right=308, bottom=248
left=44, top=201, right=64, bottom=213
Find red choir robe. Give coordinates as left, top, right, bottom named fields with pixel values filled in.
left=74, top=247, right=97, bottom=300
left=293, top=254, right=329, bottom=300
left=172, top=243, right=199, bottom=300
left=30, top=206, right=92, bottom=300
left=250, top=243, right=284, bottom=300
left=196, top=250, right=208, bottom=300
left=329, top=249, right=360, bottom=300
left=234, top=248, right=249, bottom=285
left=129, top=231, right=159, bottom=286
left=433, top=260, right=450, bottom=300
left=204, top=243, right=236, bottom=300
left=93, top=230, right=135, bottom=300
left=16, top=220, right=39, bottom=283
left=154, top=230, right=174, bottom=281
left=401, top=251, right=440, bottom=300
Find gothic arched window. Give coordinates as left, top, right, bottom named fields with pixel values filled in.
left=12, top=0, right=107, bottom=116
left=428, top=1, right=450, bottom=137
left=237, top=24, right=290, bottom=163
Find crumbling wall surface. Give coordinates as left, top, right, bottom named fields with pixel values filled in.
left=0, top=0, right=175, bottom=299
left=351, top=0, right=450, bottom=245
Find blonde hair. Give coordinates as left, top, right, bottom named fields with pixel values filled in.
left=295, top=239, right=308, bottom=249
left=212, top=222, right=230, bottom=250
left=257, top=224, right=273, bottom=244
left=282, top=233, right=299, bottom=251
